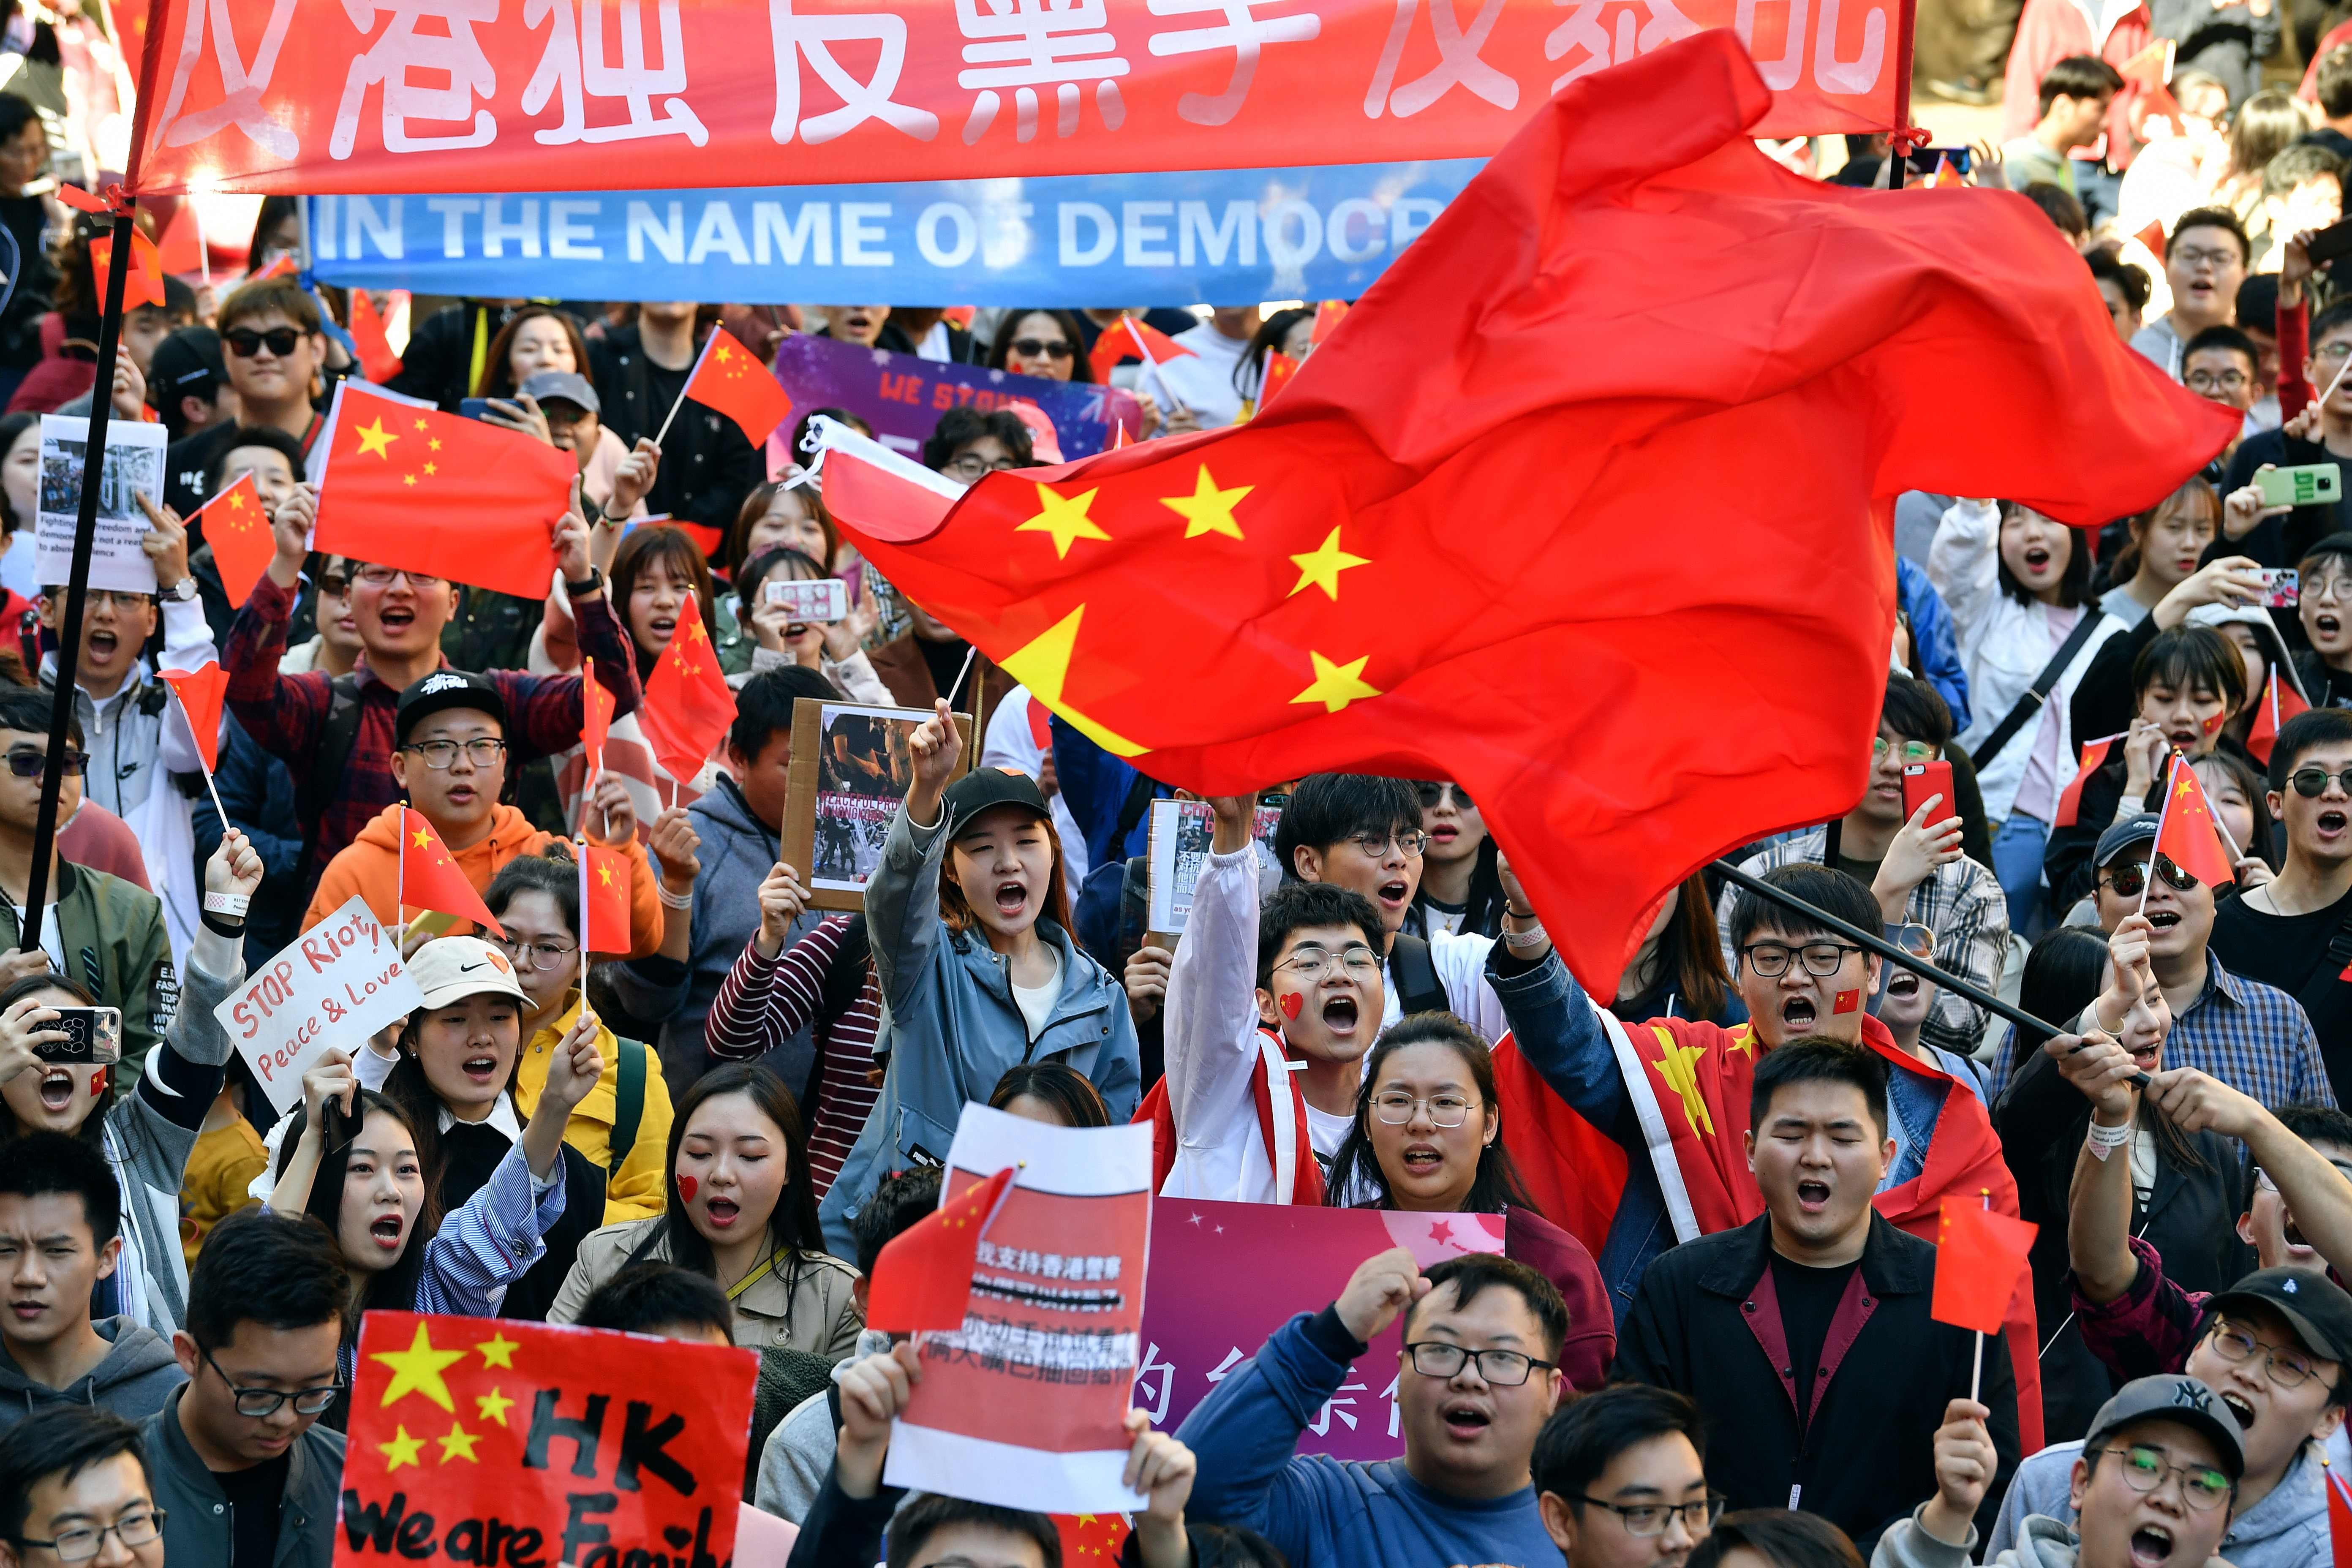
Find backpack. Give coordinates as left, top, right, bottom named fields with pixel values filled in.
left=1388, top=933, right=1449, bottom=1018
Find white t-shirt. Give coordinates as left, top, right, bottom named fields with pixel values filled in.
left=1304, top=1102, right=1355, bottom=1163
left=1011, top=945, right=1065, bottom=1043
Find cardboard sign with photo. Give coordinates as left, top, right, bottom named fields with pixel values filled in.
left=1145, top=796, right=1288, bottom=934
left=782, top=698, right=975, bottom=912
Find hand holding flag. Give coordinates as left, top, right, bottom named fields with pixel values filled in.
left=1088, top=316, right=1196, bottom=384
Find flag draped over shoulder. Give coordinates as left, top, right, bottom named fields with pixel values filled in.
left=822, top=29, right=2238, bottom=1003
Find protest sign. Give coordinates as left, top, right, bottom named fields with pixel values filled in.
left=132, top=0, right=1908, bottom=199
left=306, top=162, right=1475, bottom=307
left=774, top=333, right=1141, bottom=463
left=334, top=1312, right=759, bottom=1568
left=783, top=698, right=974, bottom=912
left=885, top=1105, right=1154, bottom=1514
left=1146, top=797, right=1286, bottom=933
left=1131, top=1200, right=1503, bottom=1461
left=36, top=415, right=166, bottom=594
left=217, top=897, right=424, bottom=1116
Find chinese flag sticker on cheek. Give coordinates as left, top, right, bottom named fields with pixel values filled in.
left=337, top=1313, right=758, bottom=1568
left=1834, top=988, right=1862, bottom=1015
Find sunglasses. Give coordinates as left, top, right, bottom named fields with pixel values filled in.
left=223, top=327, right=305, bottom=358
left=1416, top=781, right=1473, bottom=810
left=2099, top=854, right=2200, bottom=899
left=3, top=749, right=85, bottom=778
left=1010, top=338, right=1073, bottom=359
left=2290, top=766, right=2352, bottom=798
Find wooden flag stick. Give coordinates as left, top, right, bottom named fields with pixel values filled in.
left=651, top=335, right=710, bottom=450
left=945, top=644, right=980, bottom=709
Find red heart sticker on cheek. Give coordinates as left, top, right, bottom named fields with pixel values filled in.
left=1834, top=988, right=1862, bottom=1015
left=675, top=1174, right=698, bottom=1203
left=1279, top=993, right=1304, bottom=1021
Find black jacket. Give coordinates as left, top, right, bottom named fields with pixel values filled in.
left=1611, top=1212, right=2020, bottom=1551
left=387, top=301, right=540, bottom=409
left=588, top=324, right=765, bottom=542
left=437, top=1121, right=605, bottom=1323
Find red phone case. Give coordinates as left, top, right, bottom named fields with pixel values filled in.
left=1903, top=762, right=1958, bottom=828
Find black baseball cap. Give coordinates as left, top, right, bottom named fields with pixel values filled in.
left=147, top=326, right=226, bottom=402
left=943, top=766, right=1051, bottom=833
left=2205, top=1266, right=2352, bottom=1367
left=2084, top=1375, right=2246, bottom=1479
left=2094, top=812, right=2164, bottom=869
left=395, top=671, right=507, bottom=745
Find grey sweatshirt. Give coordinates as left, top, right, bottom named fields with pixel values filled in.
left=0, top=1315, right=186, bottom=1425
left=1989, top=1437, right=2323, bottom=1568
left=1876, top=1505, right=2233, bottom=1568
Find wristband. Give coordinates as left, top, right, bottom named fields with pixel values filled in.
left=658, top=882, right=694, bottom=910
left=1505, top=905, right=1537, bottom=921
left=565, top=566, right=605, bottom=597
left=200, top=911, right=243, bottom=938
left=203, top=891, right=250, bottom=917
left=2085, top=1116, right=2132, bottom=1162
left=1502, top=924, right=1548, bottom=950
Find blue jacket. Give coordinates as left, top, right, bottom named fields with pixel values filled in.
left=1051, top=716, right=1174, bottom=871
left=1178, top=1306, right=1558, bottom=1567
left=1897, top=555, right=1973, bottom=733
left=189, top=714, right=305, bottom=967
left=817, top=802, right=1141, bottom=1257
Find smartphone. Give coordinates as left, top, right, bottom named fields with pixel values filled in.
left=1902, top=146, right=1974, bottom=183
left=1903, top=761, right=1959, bottom=830
left=33, top=1006, right=120, bottom=1066
left=763, top=577, right=848, bottom=623
left=456, top=397, right=493, bottom=422
left=2257, top=463, right=2343, bottom=507
left=2307, top=219, right=2352, bottom=269
left=2260, top=567, right=2301, bottom=607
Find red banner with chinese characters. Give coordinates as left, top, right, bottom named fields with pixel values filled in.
left=332, top=1313, right=758, bottom=1568
left=127, top=0, right=1908, bottom=197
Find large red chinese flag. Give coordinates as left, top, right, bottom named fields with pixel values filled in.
left=683, top=327, right=794, bottom=446
left=159, top=663, right=228, bottom=774
left=822, top=32, right=2238, bottom=999
left=866, top=1166, right=1017, bottom=1333
left=398, top=808, right=505, bottom=937
left=1930, top=1197, right=2038, bottom=1335
left=190, top=473, right=272, bottom=608
left=639, top=616, right=736, bottom=784
left=2249, top=667, right=2312, bottom=766
left=2155, top=755, right=2239, bottom=887
left=314, top=387, right=574, bottom=600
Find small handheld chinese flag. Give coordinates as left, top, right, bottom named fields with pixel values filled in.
left=866, top=1165, right=1018, bottom=1333
left=397, top=808, right=505, bottom=937
left=1260, top=351, right=1301, bottom=408
left=2153, top=754, right=2238, bottom=889
left=347, top=289, right=405, bottom=384
left=2054, top=732, right=2124, bottom=828
left=638, top=616, right=737, bottom=786
left=579, top=843, right=632, bottom=956
left=189, top=473, right=272, bottom=608
left=1088, top=316, right=1195, bottom=383
left=2327, top=1460, right=2352, bottom=1568
left=582, top=656, right=613, bottom=774
left=158, top=663, right=228, bottom=776
left=1310, top=299, right=1349, bottom=346
left=2249, top=667, right=2311, bottom=766
left=1930, top=1195, right=2037, bottom=1335
left=683, top=326, right=795, bottom=446
left=88, top=229, right=164, bottom=311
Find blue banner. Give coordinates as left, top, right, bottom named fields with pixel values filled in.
left=305, top=163, right=1478, bottom=308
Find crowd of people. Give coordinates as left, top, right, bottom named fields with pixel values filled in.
left=0, top=5, right=2351, bottom=1565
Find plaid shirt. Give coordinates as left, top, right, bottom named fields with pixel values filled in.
left=2074, top=1234, right=2214, bottom=1380
left=1720, top=827, right=2010, bottom=1061
left=225, top=574, right=642, bottom=899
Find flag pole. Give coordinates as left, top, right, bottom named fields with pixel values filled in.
left=1125, top=318, right=1195, bottom=424
left=651, top=334, right=710, bottom=450
left=945, top=644, right=979, bottom=710
left=1969, top=1187, right=1991, bottom=1403
left=1709, top=858, right=2151, bottom=1086
left=23, top=207, right=134, bottom=941
left=2137, top=754, right=2178, bottom=919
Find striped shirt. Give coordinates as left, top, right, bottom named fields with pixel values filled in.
left=707, top=915, right=880, bottom=1198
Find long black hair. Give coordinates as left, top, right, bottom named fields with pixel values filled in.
left=624, top=1063, right=827, bottom=1315
left=271, top=1087, right=446, bottom=1337
left=1325, top=1013, right=1535, bottom=1213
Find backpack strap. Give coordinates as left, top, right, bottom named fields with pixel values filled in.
left=1388, top=933, right=1448, bottom=1018
left=295, top=673, right=368, bottom=875
left=1966, top=610, right=2106, bottom=770
left=608, top=1038, right=646, bottom=1179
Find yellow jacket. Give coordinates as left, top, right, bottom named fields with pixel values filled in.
left=510, top=996, right=673, bottom=1225
left=179, top=1114, right=267, bottom=1264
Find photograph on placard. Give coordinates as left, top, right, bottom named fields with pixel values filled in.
left=35, top=414, right=168, bottom=593
left=1145, top=797, right=1289, bottom=934
left=782, top=698, right=974, bottom=912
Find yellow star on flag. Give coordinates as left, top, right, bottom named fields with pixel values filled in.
left=412, top=418, right=429, bottom=431
left=715, top=341, right=736, bottom=362
left=227, top=492, right=247, bottom=512
left=371, top=1322, right=465, bottom=1412
left=402, top=474, right=417, bottom=487
left=1288, top=528, right=1370, bottom=601
left=1159, top=466, right=1252, bottom=540
left=1290, top=651, right=1380, bottom=714
left=476, top=1331, right=518, bottom=1369
left=999, top=606, right=1145, bottom=759
left=1015, top=485, right=1110, bottom=559
left=475, top=1387, right=515, bottom=1427
left=438, top=1422, right=481, bottom=1464
left=429, top=438, right=443, bottom=452
left=411, top=828, right=431, bottom=849
left=354, top=419, right=398, bottom=460
left=1648, top=1037, right=1714, bottom=1137
left=424, top=462, right=438, bottom=476
left=597, top=864, right=613, bottom=885
left=379, top=1426, right=425, bottom=1471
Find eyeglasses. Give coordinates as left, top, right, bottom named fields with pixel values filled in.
left=223, top=326, right=305, bottom=358
left=2316, top=341, right=2352, bottom=365
left=1415, top=781, right=1474, bottom=810
left=2187, top=369, right=2251, bottom=393
left=941, top=452, right=1023, bottom=482
left=1739, top=941, right=1862, bottom=978
left=1274, top=945, right=1380, bottom=982
left=1871, top=738, right=1939, bottom=763
left=317, top=572, right=351, bottom=599
left=1346, top=829, right=1429, bottom=859
left=489, top=934, right=577, bottom=971
left=2172, top=246, right=2241, bottom=271
left=2099, top=855, right=2201, bottom=898
left=2091, top=1444, right=2232, bottom=1511
left=2308, top=573, right=2352, bottom=602
left=1373, top=1092, right=1479, bottom=1127
left=73, top=589, right=153, bottom=613
left=351, top=564, right=445, bottom=588
left=400, top=738, right=507, bottom=770
left=14, top=1510, right=166, bottom=1562
left=2205, top=1320, right=2327, bottom=1388
left=1575, top=1495, right=1729, bottom=1538
left=1009, top=338, right=1073, bottom=360
left=2291, top=767, right=2352, bottom=799
left=3, top=749, right=85, bottom=779
left=202, top=1346, right=343, bottom=1418
left=1402, top=1341, right=1557, bottom=1386
left=2255, top=1161, right=2352, bottom=1192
